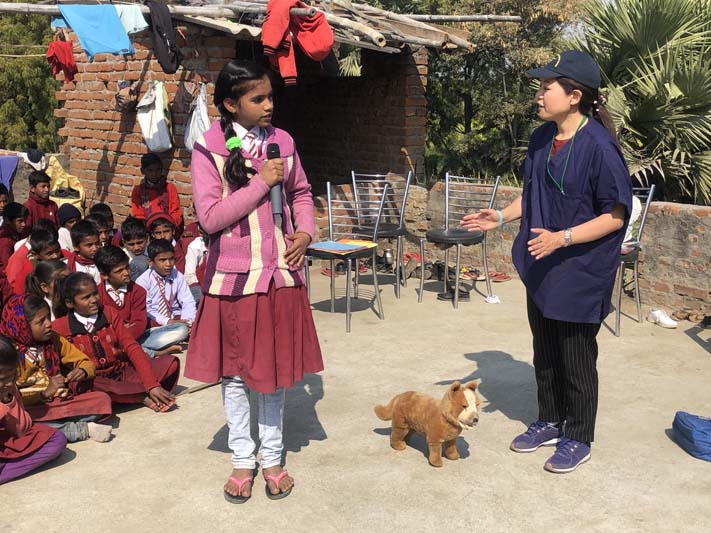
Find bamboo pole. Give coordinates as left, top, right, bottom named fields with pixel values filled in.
left=405, top=14, right=522, bottom=23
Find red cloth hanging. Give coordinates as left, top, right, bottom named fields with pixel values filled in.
left=46, top=40, right=78, bottom=83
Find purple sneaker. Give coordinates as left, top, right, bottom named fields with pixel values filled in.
left=510, top=421, right=560, bottom=453
left=544, top=438, right=591, bottom=473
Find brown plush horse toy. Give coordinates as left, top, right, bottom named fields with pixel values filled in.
left=375, top=381, right=481, bottom=467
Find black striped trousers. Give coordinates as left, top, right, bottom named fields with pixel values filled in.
left=527, top=294, right=601, bottom=444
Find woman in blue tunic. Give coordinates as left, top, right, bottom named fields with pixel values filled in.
left=462, top=50, right=632, bottom=473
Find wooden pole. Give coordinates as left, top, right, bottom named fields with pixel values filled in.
left=405, top=14, right=522, bottom=23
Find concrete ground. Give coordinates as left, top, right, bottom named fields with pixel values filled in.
left=3, top=268, right=710, bottom=532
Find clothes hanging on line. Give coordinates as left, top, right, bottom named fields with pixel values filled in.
left=57, top=4, right=134, bottom=61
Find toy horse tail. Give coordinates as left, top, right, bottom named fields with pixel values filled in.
left=374, top=397, right=396, bottom=421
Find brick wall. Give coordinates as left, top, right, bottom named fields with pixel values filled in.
left=53, top=23, right=428, bottom=220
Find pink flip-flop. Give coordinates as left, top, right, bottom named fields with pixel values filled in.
left=264, top=469, right=293, bottom=500
left=224, top=475, right=253, bottom=504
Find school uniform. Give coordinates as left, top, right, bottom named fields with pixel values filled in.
left=513, top=119, right=632, bottom=443
left=66, top=252, right=101, bottom=284
left=7, top=248, right=73, bottom=295
left=0, top=225, right=21, bottom=271
left=98, top=280, right=148, bottom=341
left=130, top=181, right=183, bottom=229
left=24, top=192, right=59, bottom=229
left=52, top=308, right=180, bottom=404
left=187, top=120, right=323, bottom=471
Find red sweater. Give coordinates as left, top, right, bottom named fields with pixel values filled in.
left=24, top=192, right=59, bottom=229
left=97, top=281, right=148, bottom=341
left=0, top=225, right=21, bottom=271
left=130, top=182, right=183, bottom=229
left=7, top=247, right=72, bottom=295
left=52, top=307, right=160, bottom=392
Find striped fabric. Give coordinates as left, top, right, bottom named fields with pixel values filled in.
left=191, top=124, right=314, bottom=298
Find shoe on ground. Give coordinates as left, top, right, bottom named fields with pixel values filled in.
left=437, top=288, right=470, bottom=301
left=647, top=309, right=677, bottom=328
left=544, top=438, right=591, bottom=473
left=510, top=420, right=560, bottom=452
left=404, top=258, right=418, bottom=279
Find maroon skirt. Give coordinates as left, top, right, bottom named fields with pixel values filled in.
left=93, top=356, right=181, bottom=404
left=185, top=284, right=323, bottom=393
left=26, top=391, right=113, bottom=423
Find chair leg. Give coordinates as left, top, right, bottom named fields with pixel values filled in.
left=304, top=257, right=311, bottom=302
left=372, top=249, right=384, bottom=320
left=399, top=235, right=407, bottom=289
left=345, top=258, right=352, bottom=333
left=482, top=238, right=493, bottom=298
left=393, top=237, right=401, bottom=299
left=330, top=259, right=335, bottom=314
left=454, top=244, right=462, bottom=309
left=418, top=238, right=425, bottom=303
left=444, top=248, right=449, bottom=294
left=633, top=260, right=642, bottom=323
left=354, top=259, right=360, bottom=299
left=615, top=261, right=624, bottom=337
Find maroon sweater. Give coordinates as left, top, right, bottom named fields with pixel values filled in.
left=52, top=307, right=159, bottom=391
left=0, top=225, right=21, bottom=271
left=24, top=192, right=59, bottom=229
left=97, top=281, right=148, bottom=341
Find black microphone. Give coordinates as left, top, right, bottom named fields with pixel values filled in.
left=266, top=143, right=282, bottom=216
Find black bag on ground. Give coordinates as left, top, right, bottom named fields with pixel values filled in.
left=145, top=0, right=181, bottom=74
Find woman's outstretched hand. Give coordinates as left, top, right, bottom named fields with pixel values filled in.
left=461, top=209, right=499, bottom=232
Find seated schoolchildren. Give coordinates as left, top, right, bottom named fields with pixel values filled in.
left=7, top=228, right=66, bottom=295
left=85, top=213, right=111, bottom=248
left=52, top=273, right=179, bottom=412
left=180, top=203, right=200, bottom=249
left=184, top=224, right=207, bottom=305
left=120, top=216, right=149, bottom=281
left=147, top=212, right=186, bottom=273
left=1, top=335, right=67, bottom=485
left=57, top=204, right=81, bottom=252
left=136, top=239, right=195, bottom=355
left=88, top=203, right=117, bottom=243
left=25, top=260, right=70, bottom=321
left=67, top=220, right=101, bottom=283
left=96, top=246, right=183, bottom=358
left=24, top=171, right=59, bottom=229
left=0, top=202, right=28, bottom=271
left=0, top=183, right=8, bottom=227
left=0, top=294, right=113, bottom=442
left=130, top=153, right=184, bottom=231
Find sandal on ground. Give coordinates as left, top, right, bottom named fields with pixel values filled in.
left=320, top=267, right=341, bottom=277
left=264, top=469, right=293, bottom=500
left=671, top=310, right=690, bottom=321
left=688, top=312, right=705, bottom=324
left=437, top=288, right=470, bottom=301
left=224, top=475, right=254, bottom=504
left=491, top=272, right=512, bottom=282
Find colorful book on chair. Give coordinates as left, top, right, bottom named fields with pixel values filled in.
left=308, top=239, right=378, bottom=255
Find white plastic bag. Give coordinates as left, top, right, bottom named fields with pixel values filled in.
left=136, top=81, right=173, bottom=152
left=184, top=83, right=210, bottom=151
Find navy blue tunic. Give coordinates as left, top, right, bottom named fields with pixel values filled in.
left=512, top=119, right=633, bottom=324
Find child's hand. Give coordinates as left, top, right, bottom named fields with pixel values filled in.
left=284, top=232, right=312, bottom=267
left=260, top=159, right=284, bottom=188
left=148, top=386, right=175, bottom=410
left=65, top=368, right=88, bottom=383
left=43, top=374, right=67, bottom=399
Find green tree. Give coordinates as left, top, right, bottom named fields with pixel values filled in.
left=0, top=10, right=62, bottom=152
left=575, top=0, right=711, bottom=204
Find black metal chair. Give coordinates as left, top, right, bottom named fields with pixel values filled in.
left=419, top=173, right=500, bottom=308
left=614, top=184, right=655, bottom=337
left=307, top=181, right=389, bottom=332
left=351, top=171, right=412, bottom=298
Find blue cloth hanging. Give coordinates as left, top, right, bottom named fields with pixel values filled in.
left=58, top=4, right=134, bottom=61
left=0, top=155, right=19, bottom=191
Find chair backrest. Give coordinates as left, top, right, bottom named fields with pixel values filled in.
left=326, top=181, right=389, bottom=242
left=629, top=184, right=655, bottom=246
left=444, top=173, right=501, bottom=229
left=351, top=171, right=412, bottom=229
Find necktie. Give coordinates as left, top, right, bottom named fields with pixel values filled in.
left=85, top=322, right=94, bottom=333
left=244, top=130, right=261, bottom=158
left=155, top=275, right=171, bottom=318
left=107, top=286, right=124, bottom=306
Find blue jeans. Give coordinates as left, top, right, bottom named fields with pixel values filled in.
left=138, top=322, right=189, bottom=358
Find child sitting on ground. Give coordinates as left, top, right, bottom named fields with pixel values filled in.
left=136, top=239, right=195, bottom=354
left=184, top=224, right=208, bottom=305
left=57, top=204, right=81, bottom=252
left=88, top=203, right=117, bottom=245
left=0, top=294, right=113, bottom=443
left=25, top=260, right=70, bottom=321
left=121, top=216, right=149, bottom=281
left=0, top=184, right=8, bottom=227
left=95, top=246, right=182, bottom=357
left=53, top=273, right=180, bottom=412
left=24, top=171, right=59, bottom=229
left=147, top=212, right=186, bottom=273
left=85, top=213, right=111, bottom=248
left=131, top=153, right=183, bottom=232
left=67, top=220, right=101, bottom=283
left=0, top=203, right=28, bottom=271
left=7, top=228, right=66, bottom=295
left=1, top=335, right=67, bottom=485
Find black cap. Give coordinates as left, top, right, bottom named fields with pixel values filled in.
left=527, top=50, right=601, bottom=90
left=27, top=148, right=45, bottom=164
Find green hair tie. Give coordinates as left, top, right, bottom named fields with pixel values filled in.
left=226, top=137, right=242, bottom=151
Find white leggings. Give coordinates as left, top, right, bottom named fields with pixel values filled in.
left=221, top=375, right=285, bottom=470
